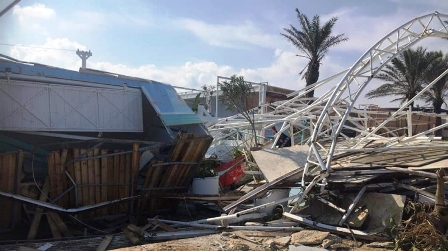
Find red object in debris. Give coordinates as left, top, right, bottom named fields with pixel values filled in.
left=216, top=156, right=246, bottom=188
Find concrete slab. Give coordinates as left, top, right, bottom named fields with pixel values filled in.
left=342, top=192, right=405, bottom=231
left=290, top=230, right=329, bottom=245
left=251, top=145, right=308, bottom=182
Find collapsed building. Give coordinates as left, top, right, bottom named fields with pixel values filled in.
left=0, top=10, right=448, bottom=251
left=0, top=55, right=212, bottom=238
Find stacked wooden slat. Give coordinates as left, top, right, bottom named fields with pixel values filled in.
left=47, top=146, right=140, bottom=217
left=140, top=134, right=212, bottom=214
left=0, top=152, right=22, bottom=229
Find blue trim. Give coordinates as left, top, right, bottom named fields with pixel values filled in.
left=0, top=135, right=49, bottom=155
left=0, top=60, right=164, bottom=89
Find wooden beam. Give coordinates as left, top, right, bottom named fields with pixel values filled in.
left=73, top=149, right=83, bottom=207
left=131, top=143, right=139, bottom=190
left=27, top=178, right=50, bottom=240
left=94, top=148, right=101, bottom=212
left=80, top=149, right=90, bottom=208
left=87, top=150, right=95, bottom=207
left=47, top=211, right=73, bottom=237
left=150, top=218, right=178, bottom=232
left=47, top=213, right=62, bottom=239
left=113, top=151, right=120, bottom=214
left=100, top=149, right=108, bottom=215
left=59, top=149, right=68, bottom=206
left=12, top=151, right=24, bottom=228
left=95, top=235, right=113, bottom=251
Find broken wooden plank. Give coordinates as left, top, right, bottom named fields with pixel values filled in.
left=47, top=211, right=73, bottom=237
left=95, top=235, right=113, bottom=251
left=150, top=218, right=178, bottom=232
left=47, top=213, right=62, bottom=239
left=27, top=177, right=50, bottom=240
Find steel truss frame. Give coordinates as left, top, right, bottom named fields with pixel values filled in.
left=207, top=12, right=448, bottom=213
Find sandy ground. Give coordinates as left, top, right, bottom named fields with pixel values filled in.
left=109, top=230, right=394, bottom=251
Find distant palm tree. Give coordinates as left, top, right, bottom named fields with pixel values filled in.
left=422, top=51, right=448, bottom=136
left=281, top=9, right=348, bottom=98
left=365, top=47, right=437, bottom=108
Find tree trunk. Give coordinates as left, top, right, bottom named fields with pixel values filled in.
left=305, top=60, right=320, bottom=98
left=434, top=103, right=443, bottom=137
left=433, top=168, right=448, bottom=234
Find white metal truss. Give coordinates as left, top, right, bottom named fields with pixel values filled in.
left=206, top=12, right=448, bottom=194
left=307, top=11, right=448, bottom=177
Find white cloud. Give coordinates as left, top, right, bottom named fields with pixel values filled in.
left=13, top=3, right=55, bottom=22
left=328, top=6, right=448, bottom=54
left=92, top=51, right=304, bottom=90
left=11, top=3, right=55, bottom=34
left=9, top=38, right=86, bottom=70
left=8, top=38, right=309, bottom=92
left=177, top=18, right=287, bottom=49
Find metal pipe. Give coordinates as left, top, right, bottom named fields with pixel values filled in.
left=338, top=186, right=367, bottom=226
left=0, top=191, right=139, bottom=213
left=64, top=142, right=104, bottom=167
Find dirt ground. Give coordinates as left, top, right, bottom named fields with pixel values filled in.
left=109, top=230, right=394, bottom=251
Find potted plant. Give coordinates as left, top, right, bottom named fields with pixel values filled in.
left=191, top=155, right=222, bottom=195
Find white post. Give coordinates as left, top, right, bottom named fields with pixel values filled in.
left=407, top=105, right=413, bottom=136
left=216, top=76, right=219, bottom=118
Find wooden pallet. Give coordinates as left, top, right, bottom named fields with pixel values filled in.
left=47, top=146, right=140, bottom=217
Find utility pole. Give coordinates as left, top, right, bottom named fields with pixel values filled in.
left=76, top=49, right=92, bottom=68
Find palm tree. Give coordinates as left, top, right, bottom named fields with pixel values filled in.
left=365, top=47, right=437, bottom=108
left=422, top=51, right=448, bottom=136
left=281, top=9, right=348, bottom=98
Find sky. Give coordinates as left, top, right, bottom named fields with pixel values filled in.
left=1, top=0, right=448, bottom=107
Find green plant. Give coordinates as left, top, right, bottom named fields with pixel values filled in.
left=219, top=75, right=259, bottom=147
left=194, top=155, right=222, bottom=178
left=191, top=93, right=201, bottom=113
left=232, top=147, right=243, bottom=159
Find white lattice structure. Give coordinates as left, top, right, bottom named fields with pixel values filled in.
left=208, top=12, right=448, bottom=199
